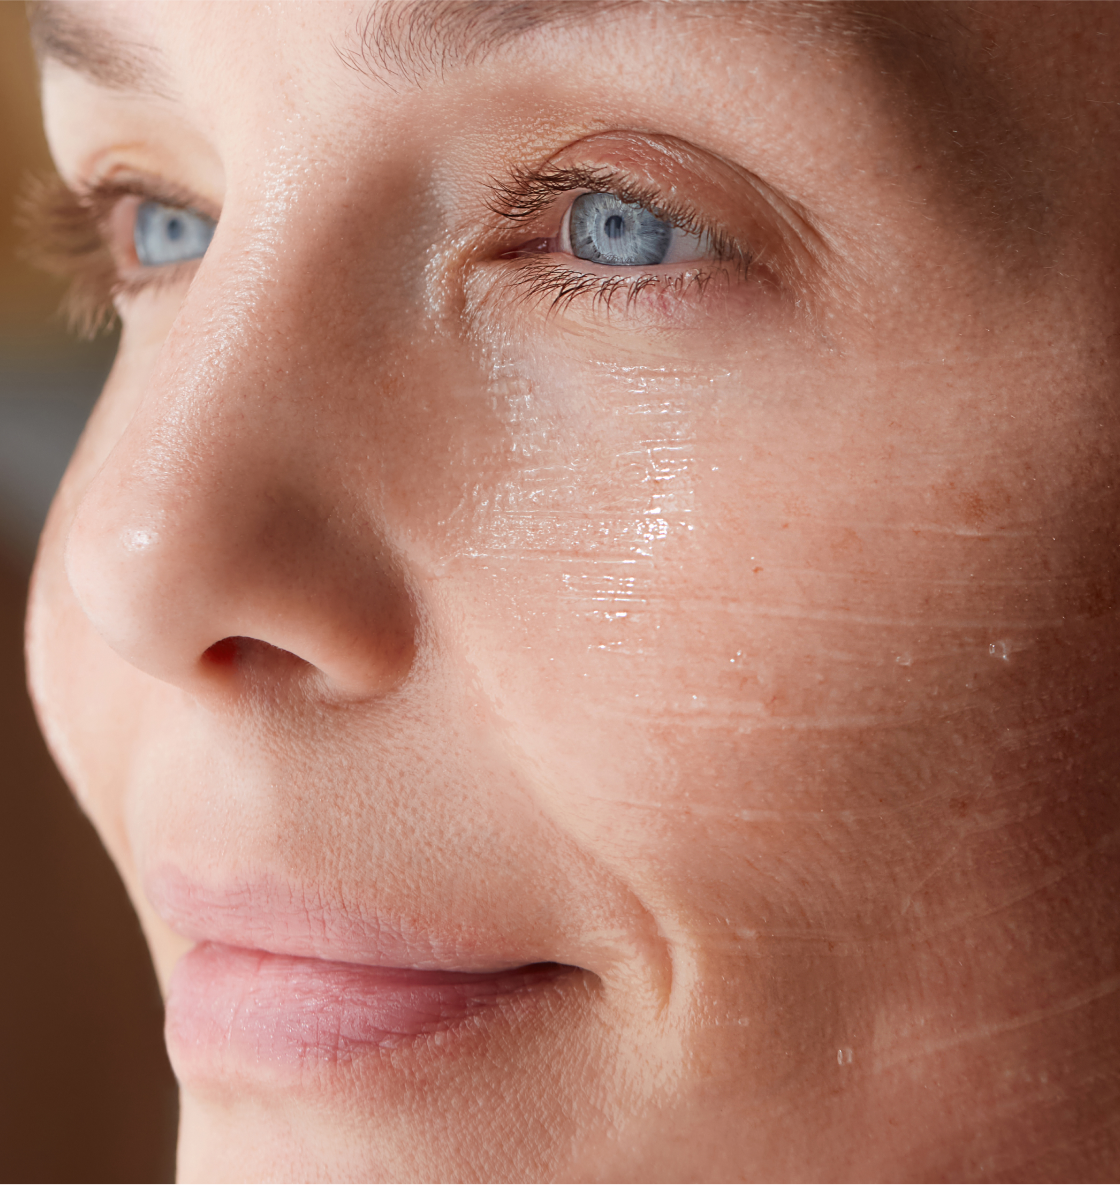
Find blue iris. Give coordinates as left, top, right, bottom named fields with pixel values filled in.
left=134, top=201, right=216, bottom=267
left=569, top=192, right=673, bottom=267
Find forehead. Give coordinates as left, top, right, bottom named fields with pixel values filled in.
left=25, top=2, right=1074, bottom=187
left=29, top=0, right=968, bottom=92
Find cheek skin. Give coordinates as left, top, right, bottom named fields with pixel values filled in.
left=26, top=326, right=202, bottom=985
left=380, top=274, right=1120, bottom=1165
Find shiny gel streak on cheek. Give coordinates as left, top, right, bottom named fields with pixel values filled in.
left=460, top=336, right=727, bottom=650
left=465, top=346, right=701, bottom=558
left=594, top=360, right=698, bottom=559
left=452, top=314, right=747, bottom=835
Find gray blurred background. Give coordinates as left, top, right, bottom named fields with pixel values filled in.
left=0, top=4, right=177, bottom=1180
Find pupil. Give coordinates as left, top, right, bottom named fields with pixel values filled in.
left=604, top=213, right=625, bottom=240
left=167, top=218, right=184, bottom=241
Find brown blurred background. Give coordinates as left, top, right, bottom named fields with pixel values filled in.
left=0, top=4, right=177, bottom=1181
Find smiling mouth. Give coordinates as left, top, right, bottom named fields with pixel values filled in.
left=166, top=943, right=575, bottom=1075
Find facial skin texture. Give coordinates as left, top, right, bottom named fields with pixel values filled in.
left=25, top=1, right=1120, bottom=1180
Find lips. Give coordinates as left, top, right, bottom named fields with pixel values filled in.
left=150, top=868, right=578, bottom=1080
left=147, top=864, right=546, bottom=971
left=167, top=943, right=569, bottom=1075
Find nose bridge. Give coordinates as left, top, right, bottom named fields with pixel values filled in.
left=64, top=211, right=417, bottom=702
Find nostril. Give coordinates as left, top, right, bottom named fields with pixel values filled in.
left=201, top=636, right=312, bottom=686
left=202, top=638, right=241, bottom=667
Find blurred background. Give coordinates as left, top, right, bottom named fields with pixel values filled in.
left=0, top=5, right=177, bottom=1181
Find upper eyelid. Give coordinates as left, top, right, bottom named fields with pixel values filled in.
left=84, top=174, right=221, bottom=227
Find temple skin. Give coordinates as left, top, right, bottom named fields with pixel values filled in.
left=24, top=2, right=1120, bottom=1180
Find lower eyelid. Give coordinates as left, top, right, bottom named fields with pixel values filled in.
left=115, top=259, right=205, bottom=301
left=497, top=256, right=734, bottom=321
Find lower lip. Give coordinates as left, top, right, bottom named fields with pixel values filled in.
left=166, top=942, right=565, bottom=1077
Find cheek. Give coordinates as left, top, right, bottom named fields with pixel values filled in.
left=389, top=330, right=1120, bottom=916
left=25, top=468, right=163, bottom=946
left=23, top=329, right=175, bottom=868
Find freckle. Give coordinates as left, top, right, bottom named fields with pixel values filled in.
left=961, top=490, right=988, bottom=528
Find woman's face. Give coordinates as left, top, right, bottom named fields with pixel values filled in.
left=26, top=2, right=1120, bottom=1179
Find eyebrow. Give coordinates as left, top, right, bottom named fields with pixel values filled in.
left=338, top=0, right=928, bottom=91
left=28, top=0, right=172, bottom=98
left=338, top=0, right=635, bottom=90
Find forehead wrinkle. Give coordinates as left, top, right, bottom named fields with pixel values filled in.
left=338, top=0, right=924, bottom=88
left=341, top=0, right=608, bottom=90
left=28, top=0, right=174, bottom=99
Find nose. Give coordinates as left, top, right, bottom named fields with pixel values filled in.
left=63, top=251, right=417, bottom=705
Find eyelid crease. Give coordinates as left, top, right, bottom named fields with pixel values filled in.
left=17, top=171, right=216, bottom=339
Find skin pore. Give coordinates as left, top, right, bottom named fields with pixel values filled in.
left=24, top=1, right=1120, bottom=1180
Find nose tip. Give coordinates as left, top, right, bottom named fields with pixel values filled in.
left=64, top=468, right=417, bottom=705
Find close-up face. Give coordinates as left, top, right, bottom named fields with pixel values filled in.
left=23, top=1, right=1120, bottom=1180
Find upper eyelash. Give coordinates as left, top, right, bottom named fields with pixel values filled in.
left=488, top=162, right=750, bottom=270
left=18, top=172, right=208, bottom=339
left=18, top=172, right=119, bottom=338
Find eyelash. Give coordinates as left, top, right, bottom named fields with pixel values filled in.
left=20, top=161, right=751, bottom=336
left=19, top=172, right=206, bottom=338
left=487, top=163, right=752, bottom=312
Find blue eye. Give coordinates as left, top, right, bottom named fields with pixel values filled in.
left=568, top=192, right=673, bottom=267
left=134, top=201, right=215, bottom=267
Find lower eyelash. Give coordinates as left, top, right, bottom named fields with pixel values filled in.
left=508, top=257, right=733, bottom=315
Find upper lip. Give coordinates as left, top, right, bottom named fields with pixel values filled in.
left=146, top=863, right=551, bottom=974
